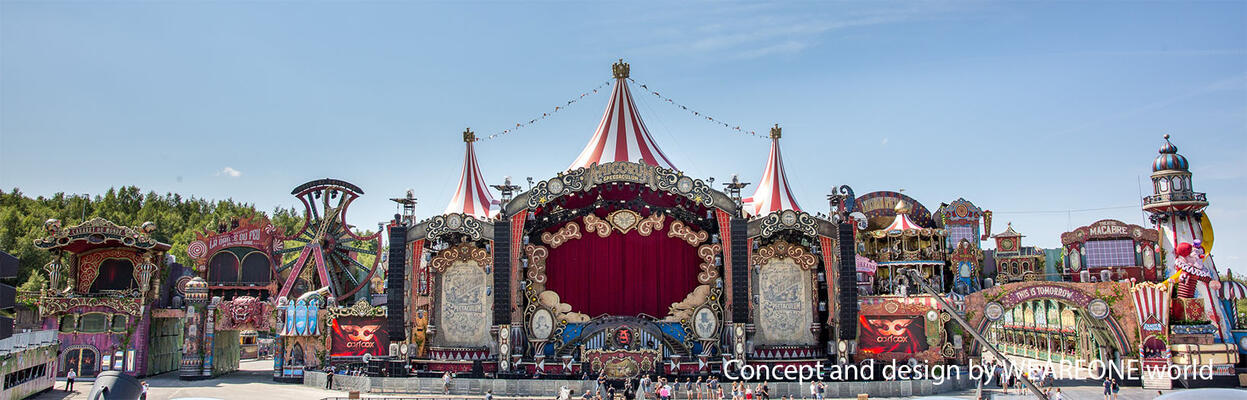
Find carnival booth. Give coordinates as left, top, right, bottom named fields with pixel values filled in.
left=857, top=195, right=947, bottom=295
left=33, top=218, right=183, bottom=378
left=935, top=199, right=986, bottom=294
left=1060, top=219, right=1161, bottom=283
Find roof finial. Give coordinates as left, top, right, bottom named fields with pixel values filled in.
left=612, top=59, right=630, bottom=79
left=463, top=128, right=475, bottom=143
left=769, top=124, right=782, bottom=139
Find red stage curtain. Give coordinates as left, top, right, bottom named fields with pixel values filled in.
left=544, top=217, right=702, bottom=318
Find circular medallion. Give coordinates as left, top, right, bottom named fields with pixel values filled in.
left=837, top=340, right=847, bottom=353
left=401, top=344, right=410, bottom=355
left=614, top=326, right=633, bottom=347
left=175, top=276, right=193, bottom=295
left=446, top=214, right=463, bottom=229
left=735, top=325, right=745, bottom=336
left=693, top=307, right=717, bottom=339
left=497, top=344, right=507, bottom=355
left=1239, top=336, right=1247, bottom=352
left=531, top=308, right=554, bottom=339
left=926, top=310, right=939, bottom=322
left=955, top=204, right=969, bottom=218
left=677, top=177, right=694, bottom=193
left=187, top=240, right=208, bottom=259
left=548, top=178, right=565, bottom=195
left=735, top=343, right=744, bottom=354
left=985, top=302, right=1005, bottom=321
left=781, top=210, right=797, bottom=226
left=1087, top=299, right=1110, bottom=320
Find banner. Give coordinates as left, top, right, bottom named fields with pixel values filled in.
left=330, top=316, right=389, bottom=357
left=857, top=315, right=928, bottom=355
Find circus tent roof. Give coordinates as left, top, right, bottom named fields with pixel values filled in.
left=444, top=129, right=498, bottom=219
left=568, top=60, right=677, bottom=171
left=883, top=200, right=923, bottom=232
left=1223, top=280, right=1247, bottom=300
left=744, top=125, right=802, bottom=217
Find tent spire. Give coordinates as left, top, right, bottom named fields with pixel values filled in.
left=744, top=124, right=802, bottom=216
left=444, top=128, right=498, bottom=219
left=568, top=60, right=677, bottom=171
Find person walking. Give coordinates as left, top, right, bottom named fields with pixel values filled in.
left=65, top=369, right=76, bottom=392
left=1110, top=378, right=1120, bottom=400
left=1102, top=377, right=1112, bottom=400
left=324, top=366, right=334, bottom=390
left=443, top=371, right=453, bottom=394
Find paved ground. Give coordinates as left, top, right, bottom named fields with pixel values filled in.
left=27, top=360, right=1235, bottom=400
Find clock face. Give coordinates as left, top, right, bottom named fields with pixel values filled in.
left=999, top=238, right=1015, bottom=251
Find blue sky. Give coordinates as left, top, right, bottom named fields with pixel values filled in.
left=2, top=2, right=1245, bottom=271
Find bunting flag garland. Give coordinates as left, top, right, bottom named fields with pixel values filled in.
left=476, top=80, right=613, bottom=142
left=628, top=78, right=769, bottom=140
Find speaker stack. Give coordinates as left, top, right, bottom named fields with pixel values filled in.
left=387, top=224, right=408, bottom=342
left=729, top=217, right=748, bottom=323
left=836, top=223, right=858, bottom=341
left=493, top=219, right=512, bottom=326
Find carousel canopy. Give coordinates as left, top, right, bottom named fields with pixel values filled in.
left=444, top=129, right=498, bottom=219
left=568, top=60, right=677, bottom=171
left=744, top=125, right=802, bottom=216
left=1222, top=280, right=1247, bottom=300
left=883, top=200, right=922, bottom=232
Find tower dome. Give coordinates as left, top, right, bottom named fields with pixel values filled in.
left=1152, top=134, right=1189, bottom=172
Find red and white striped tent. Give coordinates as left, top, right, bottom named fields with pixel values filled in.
left=1132, top=282, right=1171, bottom=330
left=569, top=61, right=677, bottom=171
left=883, top=203, right=923, bottom=232
left=444, top=130, right=498, bottom=219
left=1222, top=280, right=1247, bottom=300
left=744, top=125, right=801, bottom=217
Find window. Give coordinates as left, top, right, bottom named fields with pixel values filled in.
left=208, top=253, right=239, bottom=283
left=4, top=364, right=47, bottom=389
left=1085, top=239, right=1135, bottom=268
left=946, top=225, right=976, bottom=248
left=239, top=253, right=272, bottom=283
left=111, top=315, right=128, bottom=332
left=59, top=315, right=77, bottom=332
left=79, top=313, right=108, bottom=333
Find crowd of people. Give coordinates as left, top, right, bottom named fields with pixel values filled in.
left=550, top=373, right=838, bottom=400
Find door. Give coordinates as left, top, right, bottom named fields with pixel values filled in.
left=63, top=347, right=98, bottom=377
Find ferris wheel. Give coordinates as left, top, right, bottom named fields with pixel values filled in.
left=276, top=179, right=382, bottom=300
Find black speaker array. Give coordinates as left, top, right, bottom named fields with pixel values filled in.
left=836, top=223, right=858, bottom=340
left=729, top=217, right=749, bottom=323
left=493, top=219, right=512, bottom=326
left=387, top=224, right=408, bottom=342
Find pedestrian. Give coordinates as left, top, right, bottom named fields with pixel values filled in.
left=809, top=380, right=818, bottom=400
left=696, top=377, right=705, bottom=400
left=1052, top=388, right=1063, bottom=400
left=1102, top=377, right=1112, bottom=400
left=325, top=366, right=334, bottom=390
left=759, top=381, right=769, bottom=400
left=140, top=381, right=149, bottom=400
left=744, top=384, right=752, bottom=400
left=1111, top=378, right=1119, bottom=400
left=817, top=382, right=825, bottom=400
left=65, top=369, right=76, bottom=392
left=485, top=389, right=494, bottom=400
left=443, top=371, right=453, bottom=394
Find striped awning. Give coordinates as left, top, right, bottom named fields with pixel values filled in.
left=1222, top=280, right=1247, bottom=300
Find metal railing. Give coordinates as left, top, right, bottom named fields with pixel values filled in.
left=0, top=330, right=58, bottom=356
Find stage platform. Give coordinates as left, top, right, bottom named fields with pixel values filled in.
left=302, top=371, right=977, bottom=398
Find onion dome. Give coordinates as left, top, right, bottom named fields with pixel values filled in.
left=1153, top=134, right=1189, bottom=172
left=569, top=60, right=677, bottom=171
left=744, top=125, right=802, bottom=216
left=444, top=129, right=499, bottom=219
left=184, top=276, right=209, bottom=303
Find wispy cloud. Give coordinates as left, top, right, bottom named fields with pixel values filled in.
left=881, top=137, right=890, bottom=146
left=625, top=4, right=967, bottom=60
left=217, top=167, right=242, bottom=178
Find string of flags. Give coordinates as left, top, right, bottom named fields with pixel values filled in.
left=629, top=78, right=769, bottom=140
left=476, top=80, right=613, bottom=142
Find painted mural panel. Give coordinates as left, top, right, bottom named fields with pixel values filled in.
left=754, top=258, right=814, bottom=345
left=436, top=261, right=493, bottom=347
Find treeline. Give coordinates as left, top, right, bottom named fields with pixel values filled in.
left=0, top=186, right=304, bottom=289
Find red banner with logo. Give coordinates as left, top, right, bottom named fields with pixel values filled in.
left=330, top=316, right=389, bottom=357
left=857, top=315, right=928, bottom=355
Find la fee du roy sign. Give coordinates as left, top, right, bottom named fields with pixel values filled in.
left=206, top=228, right=268, bottom=252
left=1061, top=219, right=1157, bottom=246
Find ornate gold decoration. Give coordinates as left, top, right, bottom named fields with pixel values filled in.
left=635, top=213, right=665, bottom=236
left=33, top=217, right=163, bottom=250
left=583, top=215, right=611, bottom=238
left=76, top=248, right=146, bottom=294
left=541, top=222, right=582, bottom=249
left=39, top=296, right=143, bottom=316
left=524, top=244, right=549, bottom=285
left=523, top=162, right=720, bottom=210
left=697, top=244, right=722, bottom=284
left=668, top=220, right=708, bottom=246
left=430, top=243, right=492, bottom=273
left=611, top=59, right=630, bottom=79
left=424, top=213, right=487, bottom=241
left=749, top=241, right=817, bottom=270
left=328, top=299, right=386, bottom=318
left=769, top=124, right=781, bottom=139
left=607, top=210, right=641, bottom=234
left=463, top=128, right=475, bottom=142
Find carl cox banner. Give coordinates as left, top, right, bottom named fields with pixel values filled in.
left=330, top=316, right=389, bottom=357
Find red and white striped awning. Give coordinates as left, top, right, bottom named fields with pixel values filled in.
left=744, top=126, right=801, bottom=217
left=1222, top=280, right=1247, bottom=300
left=1132, top=282, right=1170, bottom=328
left=444, top=130, right=498, bottom=219
left=884, top=213, right=923, bottom=232
left=568, top=61, right=677, bottom=171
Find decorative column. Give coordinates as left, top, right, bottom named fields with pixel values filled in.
left=180, top=277, right=210, bottom=380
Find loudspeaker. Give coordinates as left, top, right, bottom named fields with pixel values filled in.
left=729, top=218, right=748, bottom=323
left=387, top=225, right=408, bottom=342
left=493, top=219, right=512, bottom=326
left=367, top=359, right=385, bottom=376
left=836, top=223, right=858, bottom=340
left=387, top=360, right=408, bottom=377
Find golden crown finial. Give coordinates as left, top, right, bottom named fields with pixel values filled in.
left=612, top=59, right=630, bottom=79
left=769, top=124, right=782, bottom=139
left=463, top=128, right=475, bottom=143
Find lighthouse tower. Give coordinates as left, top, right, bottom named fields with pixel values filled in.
left=1142, top=135, right=1230, bottom=341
